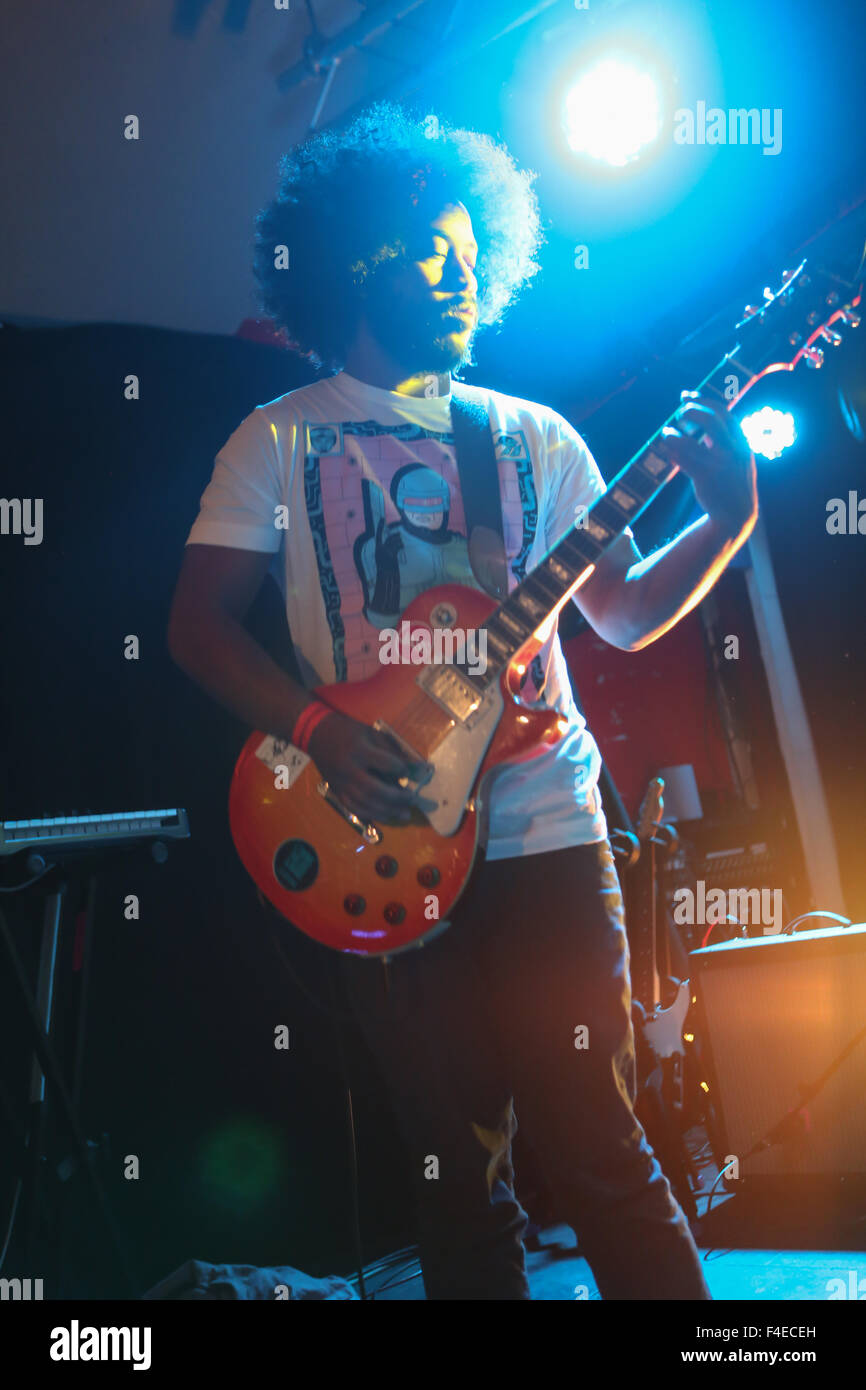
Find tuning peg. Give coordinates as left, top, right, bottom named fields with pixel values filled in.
left=803, top=346, right=824, bottom=368
left=819, top=327, right=843, bottom=346
left=841, top=308, right=861, bottom=328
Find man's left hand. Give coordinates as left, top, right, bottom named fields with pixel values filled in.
left=654, top=391, right=758, bottom=538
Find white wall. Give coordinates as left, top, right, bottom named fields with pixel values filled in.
left=0, top=0, right=381, bottom=333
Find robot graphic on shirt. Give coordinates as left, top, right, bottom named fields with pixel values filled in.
left=355, top=462, right=476, bottom=628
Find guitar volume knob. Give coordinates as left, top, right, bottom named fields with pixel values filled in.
left=384, top=902, right=406, bottom=925
left=343, top=894, right=366, bottom=916
left=417, top=865, right=441, bottom=887
left=375, top=855, right=399, bottom=878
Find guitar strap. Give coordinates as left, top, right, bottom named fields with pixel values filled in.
left=449, top=385, right=509, bottom=600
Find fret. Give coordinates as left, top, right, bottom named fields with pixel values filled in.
left=484, top=623, right=512, bottom=653
left=496, top=607, right=533, bottom=641
left=523, top=567, right=569, bottom=605
left=485, top=616, right=514, bottom=642
left=609, top=480, right=645, bottom=515
left=502, top=597, right=545, bottom=631
left=544, top=554, right=579, bottom=586
left=558, top=529, right=602, bottom=568
left=591, top=493, right=634, bottom=531
left=696, top=375, right=730, bottom=405
left=484, top=623, right=518, bottom=663
left=610, top=461, right=656, bottom=503
left=636, top=446, right=673, bottom=481
left=580, top=506, right=621, bottom=547
left=726, top=355, right=756, bottom=381
left=513, top=589, right=549, bottom=624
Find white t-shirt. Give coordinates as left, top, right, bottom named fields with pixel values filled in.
left=186, top=369, right=609, bottom=858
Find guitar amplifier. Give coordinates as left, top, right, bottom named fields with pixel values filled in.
left=661, top=838, right=790, bottom=949
left=690, top=923, right=866, bottom=1179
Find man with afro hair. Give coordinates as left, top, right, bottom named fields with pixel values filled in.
left=169, top=102, right=756, bottom=1300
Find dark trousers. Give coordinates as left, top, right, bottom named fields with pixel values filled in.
left=339, top=840, right=711, bottom=1300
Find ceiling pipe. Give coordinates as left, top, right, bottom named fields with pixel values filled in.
left=276, top=0, right=430, bottom=90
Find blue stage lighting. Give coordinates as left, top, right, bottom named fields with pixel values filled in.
left=740, top=407, right=797, bottom=460
left=563, top=59, right=662, bottom=167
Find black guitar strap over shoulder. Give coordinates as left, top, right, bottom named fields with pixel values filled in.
left=449, top=384, right=509, bottom=599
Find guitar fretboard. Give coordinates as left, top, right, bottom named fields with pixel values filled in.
left=458, top=340, right=756, bottom=689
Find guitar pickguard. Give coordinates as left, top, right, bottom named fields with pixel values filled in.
left=642, top=979, right=691, bottom=1060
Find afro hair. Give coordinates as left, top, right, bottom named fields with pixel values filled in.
left=252, top=101, right=544, bottom=371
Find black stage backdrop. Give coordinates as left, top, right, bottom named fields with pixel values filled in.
left=1, top=321, right=864, bottom=1296
left=0, top=322, right=412, bottom=1297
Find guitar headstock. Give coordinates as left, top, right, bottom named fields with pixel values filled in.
left=636, top=776, right=665, bottom=843
left=727, top=259, right=862, bottom=405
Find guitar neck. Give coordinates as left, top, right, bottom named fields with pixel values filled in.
left=475, top=345, right=745, bottom=682
left=630, top=837, right=663, bottom=1012
left=457, top=255, right=860, bottom=686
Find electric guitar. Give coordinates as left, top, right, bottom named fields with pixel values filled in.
left=629, top=776, right=695, bottom=1216
left=629, top=777, right=691, bottom=1065
left=229, top=260, right=860, bottom=956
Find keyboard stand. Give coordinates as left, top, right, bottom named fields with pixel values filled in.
left=0, top=829, right=185, bottom=1298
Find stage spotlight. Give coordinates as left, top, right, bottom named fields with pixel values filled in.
left=740, top=407, right=797, bottom=460
left=563, top=59, right=662, bottom=167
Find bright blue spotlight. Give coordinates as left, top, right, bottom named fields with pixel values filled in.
left=564, top=59, right=662, bottom=167
left=740, top=407, right=797, bottom=460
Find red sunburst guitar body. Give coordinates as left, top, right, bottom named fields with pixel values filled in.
left=229, top=584, right=565, bottom=957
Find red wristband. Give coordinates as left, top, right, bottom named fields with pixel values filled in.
left=291, top=700, right=333, bottom=753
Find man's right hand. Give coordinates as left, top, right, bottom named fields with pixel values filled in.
left=307, top=710, right=428, bottom=825
left=166, top=546, right=427, bottom=825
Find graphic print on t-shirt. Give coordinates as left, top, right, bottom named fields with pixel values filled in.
left=302, top=416, right=550, bottom=690
left=355, top=464, right=475, bottom=628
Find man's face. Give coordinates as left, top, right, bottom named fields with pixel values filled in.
left=363, top=203, right=479, bottom=373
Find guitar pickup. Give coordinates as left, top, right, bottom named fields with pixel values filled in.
left=418, top=668, right=484, bottom=725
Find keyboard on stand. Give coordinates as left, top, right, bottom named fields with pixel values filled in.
left=0, top=808, right=190, bottom=858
